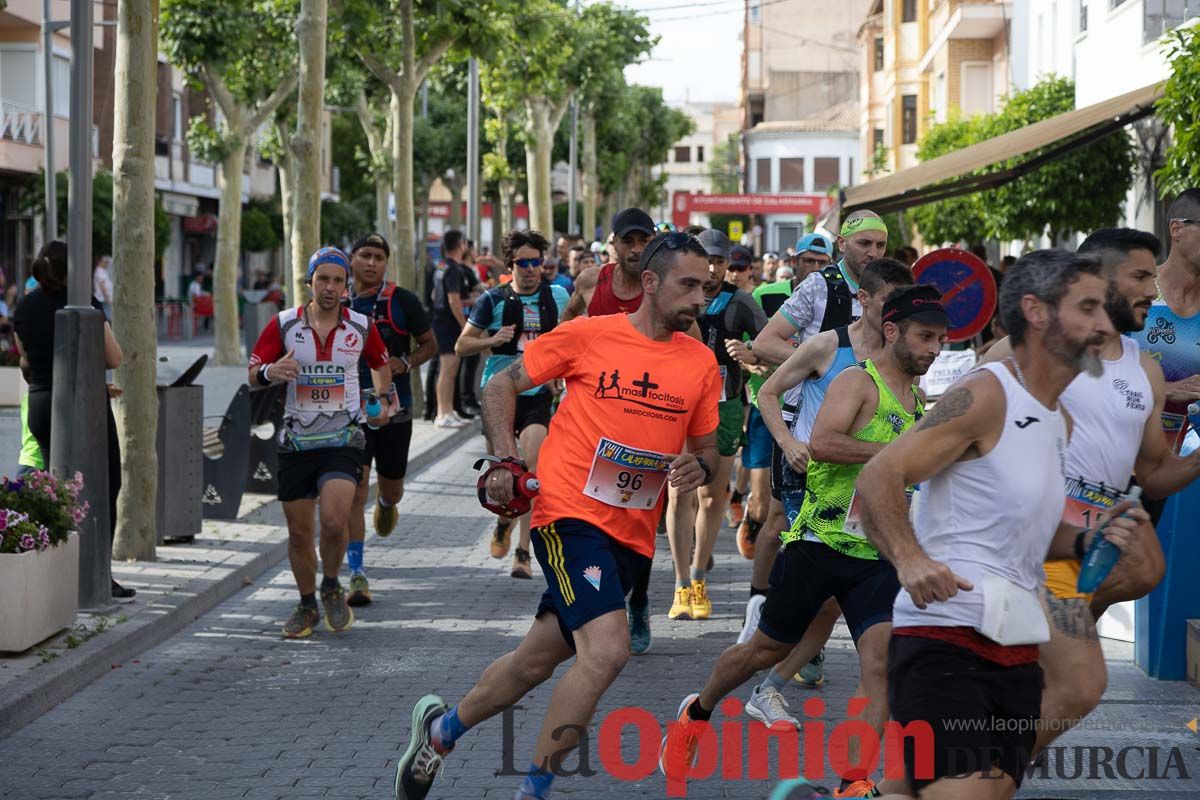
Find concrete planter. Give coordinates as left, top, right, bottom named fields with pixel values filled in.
left=0, top=366, right=27, bottom=407
left=0, top=532, right=79, bottom=652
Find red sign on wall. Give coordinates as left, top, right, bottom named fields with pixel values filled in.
left=671, top=192, right=834, bottom=230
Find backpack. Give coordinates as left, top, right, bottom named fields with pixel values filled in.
left=492, top=284, right=559, bottom=356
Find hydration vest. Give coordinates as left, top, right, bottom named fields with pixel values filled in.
left=819, top=264, right=854, bottom=332
left=492, top=283, right=559, bottom=356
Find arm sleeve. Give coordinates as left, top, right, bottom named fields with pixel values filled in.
left=688, top=352, right=723, bottom=437
left=467, top=292, right=496, bottom=329
left=780, top=273, right=820, bottom=332
left=248, top=316, right=284, bottom=368
left=395, top=289, right=431, bottom=336
left=362, top=324, right=389, bottom=369
left=524, top=317, right=585, bottom=385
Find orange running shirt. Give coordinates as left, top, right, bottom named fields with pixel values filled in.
left=525, top=314, right=721, bottom=558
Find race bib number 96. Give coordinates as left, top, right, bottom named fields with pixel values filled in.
left=583, top=438, right=671, bottom=510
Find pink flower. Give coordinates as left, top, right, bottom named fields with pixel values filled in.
left=37, top=527, right=50, bottom=550
left=18, top=533, right=34, bottom=551
left=0, top=509, right=8, bottom=532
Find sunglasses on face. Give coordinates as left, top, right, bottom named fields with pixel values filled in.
left=513, top=258, right=544, bottom=269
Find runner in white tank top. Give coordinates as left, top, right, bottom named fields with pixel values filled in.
left=855, top=250, right=1153, bottom=800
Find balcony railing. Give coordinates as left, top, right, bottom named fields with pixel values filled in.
left=1, top=101, right=42, bottom=145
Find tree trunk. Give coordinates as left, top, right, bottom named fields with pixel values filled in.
left=500, top=178, right=515, bottom=234
left=445, top=176, right=464, bottom=229
left=111, top=0, right=159, bottom=562
left=276, top=139, right=297, bottom=304
left=352, top=88, right=391, bottom=239
left=581, top=103, right=598, bottom=241
left=213, top=139, right=248, bottom=365
left=290, top=0, right=327, bottom=305
left=524, top=97, right=555, bottom=236
left=391, top=84, right=418, bottom=290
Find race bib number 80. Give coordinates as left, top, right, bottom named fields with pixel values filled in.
left=583, top=438, right=671, bottom=509
left=296, top=367, right=346, bottom=413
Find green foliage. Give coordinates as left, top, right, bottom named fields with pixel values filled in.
left=595, top=84, right=694, bottom=202
left=910, top=76, right=1134, bottom=245
left=320, top=198, right=371, bottom=247
left=413, top=61, right=468, bottom=192
left=240, top=204, right=278, bottom=252
left=1156, top=26, right=1200, bottom=197
left=21, top=170, right=170, bottom=259
left=708, top=133, right=740, bottom=194
left=909, top=111, right=990, bottom=246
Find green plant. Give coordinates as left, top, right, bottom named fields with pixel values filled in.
left=1155, top=26, right=1200, bottom=197
left=240, top=204, right=279, bottom=253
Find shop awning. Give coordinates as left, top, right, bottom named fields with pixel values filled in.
left=842, top=82, right=1164, bottom=215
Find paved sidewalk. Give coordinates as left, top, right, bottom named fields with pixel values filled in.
left=0, top=418, right=476, bottom=739
left=0, top=437, right=1197, bottom=799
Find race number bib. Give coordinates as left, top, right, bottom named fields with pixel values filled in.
left=1062, top=477, right=1122, bottom=530
left=583, top=438, right=671, bottom=510
left=844, top=487, right=914, bottom=537
left=517, top=302, right=541, bottom=352
left=296, top=366, right=346, bottom=413
left=719, top=365, right=729, bottom=403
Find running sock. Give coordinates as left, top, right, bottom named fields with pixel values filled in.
left=677, top=578, right=690, bottom=589
left=378, top=497, right=395, bottom=509
left=629, top=560, right=651, bottom=607
left=432, top=705, right=469, bottom=751
left=300, top=592, right=318, bottom=609
left=517, top=764, right=555, bottom=799
left=760, top=668, right=789, bottom=695
left=320, top=575, right=339, bottom=593
left=730, top=489, right=743, bottom=504
left=687, top=698, right=713, bottom=722
left=689, top=566, right=705, bottom=583
left=346, top=541, right=364, bottom=575
left=750, top=585, right=768, bottom=598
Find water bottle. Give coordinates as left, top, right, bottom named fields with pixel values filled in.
left=364, top=392, right=383, bottom=430
left=1076, top=486, right=1142, bottom=593
left=1183, top=403, right=1200, bottom=457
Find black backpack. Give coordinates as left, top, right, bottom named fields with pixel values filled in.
left=819, top=265, right=855, bottom=331
left=492, top=284, right=559, bottom=356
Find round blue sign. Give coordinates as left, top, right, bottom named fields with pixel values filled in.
left=913, top=248, right=997, bottom=343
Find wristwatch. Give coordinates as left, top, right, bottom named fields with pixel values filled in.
left=399, top=353, right=411, bottom=373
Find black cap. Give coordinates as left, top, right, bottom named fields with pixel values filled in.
left=351, top=233, right=391, bottom=258
left=697, top=229, right=732, bottom=259
left=729, top=245, right=753, bottom=267
left=882, top=284, right=950, bottom=327
left=611, top=208, right=655, bottom=238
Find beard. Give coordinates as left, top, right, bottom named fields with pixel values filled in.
left=1104, top=284, right=1149, bottom=333
left=894, top=336, right=935, bottom=377
left=1045, top=315, right=1105, bottom=378
left=654, top=295, right=699, bottom=332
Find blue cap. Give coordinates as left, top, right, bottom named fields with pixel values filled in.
left=306, top=247, right=350, bottom=280
left=795, top=233, right=833, bottom=256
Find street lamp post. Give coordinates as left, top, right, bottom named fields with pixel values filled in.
left=50, top=0, right=112, bottom=609
left=466, top=58, right=481, bottom=248
left=42, top=0, right=68, bottom=245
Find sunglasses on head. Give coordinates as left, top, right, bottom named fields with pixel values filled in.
left=513, top=257, right=544, bottom=269
left=640, top=231, right=696, bottom=268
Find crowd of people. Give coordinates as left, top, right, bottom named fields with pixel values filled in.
left=241, top=190, right=1200, bottom=800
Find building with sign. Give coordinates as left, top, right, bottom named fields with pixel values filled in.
left=648, top=100, right=740, bottom=229
left=738, top=0, right=870, bottom=252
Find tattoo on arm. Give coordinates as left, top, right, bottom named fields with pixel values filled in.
left=1041, top=587, right=1098, bottom=641
left=917, top=386, right=974, bottom=431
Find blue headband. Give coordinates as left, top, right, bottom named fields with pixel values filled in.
left=306, top=247, right=350, bottom=280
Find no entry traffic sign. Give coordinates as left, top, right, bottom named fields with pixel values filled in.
left=913, top=248, right=997, bottom=343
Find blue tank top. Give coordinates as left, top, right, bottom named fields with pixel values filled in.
left=1132, top=300, right=1200, bottom=450
left=793, top=326, right=857, bottom=441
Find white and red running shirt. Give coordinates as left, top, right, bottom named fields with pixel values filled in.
left=250, top=305, right=388, bottom=437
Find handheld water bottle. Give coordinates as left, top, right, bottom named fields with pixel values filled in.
left=1185, top=403, right=1200, bottom=457
left=1076, top=486, right=1142, bottom=593
left=365, top=392, right=383, bottom=430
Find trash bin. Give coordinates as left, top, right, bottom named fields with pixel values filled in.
left=243, top=301, right=279, bottom=360
left=156, top=383, right=204, bottom=543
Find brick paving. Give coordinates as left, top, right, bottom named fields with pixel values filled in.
left=1, top=437, right=1198, bottom=799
